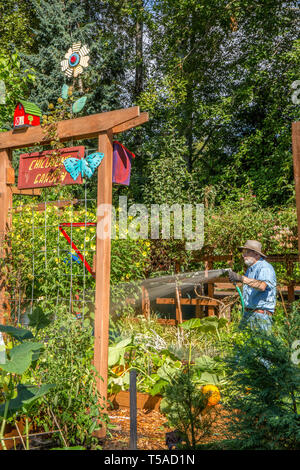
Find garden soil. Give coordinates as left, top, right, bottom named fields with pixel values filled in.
left=102, top=405, right=231, bottom=450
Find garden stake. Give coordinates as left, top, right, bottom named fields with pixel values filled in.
left=129, top=369, right=137, bottom=450
left=15, top=421, right=26, bottom=450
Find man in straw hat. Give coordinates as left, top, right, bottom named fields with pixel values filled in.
left=228, top=240, right=276, bottom=331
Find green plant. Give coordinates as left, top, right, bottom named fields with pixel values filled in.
left=223, top=305, right=300, bottom=450
left=0, top=309, right=55, bottom=450
left=33, top=312, right=110, bottom=449
left=160, top=364, right=219, bottom=449
left=108, top=334, right=182, bottom=396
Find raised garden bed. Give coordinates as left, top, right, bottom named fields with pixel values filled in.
left=109, top=391, right=162, bottom=411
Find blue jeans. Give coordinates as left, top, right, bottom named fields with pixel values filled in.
left=238, top=310, right=273, bottom=333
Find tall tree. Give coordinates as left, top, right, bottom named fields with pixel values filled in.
left=22, top=0, right=127, bottom=115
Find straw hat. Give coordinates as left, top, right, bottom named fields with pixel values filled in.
left=238, top=240, right=266, bottom=258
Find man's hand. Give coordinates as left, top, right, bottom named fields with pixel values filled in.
left=228, top=270, right=244, bottom=283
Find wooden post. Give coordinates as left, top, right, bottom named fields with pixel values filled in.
left=94, top=131, right=113, bottom=438
left=129, top=369, right=137, bottom=450
left=205, top=257, right=215, bottom=316
left=175, top=283, right=183, bottom=324
left=174, top=261, right=183, bottom=324
left=292, top=121, right=300, bottom=261
left=0, top=149, right=13, bottom=325
left=141, top=285, right=150, bottom=319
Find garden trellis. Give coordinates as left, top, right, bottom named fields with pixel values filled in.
left=0, top=107, right=149, bottom=438
left=8, top=173, right=97, bottom=325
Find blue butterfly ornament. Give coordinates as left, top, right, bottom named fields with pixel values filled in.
left=64, top=152, right=104, bottom=181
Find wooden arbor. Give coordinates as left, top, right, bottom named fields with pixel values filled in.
left=0, top=106, right=148, bottom=437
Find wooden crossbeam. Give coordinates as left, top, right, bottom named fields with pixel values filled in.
left=0, top=107, right=140, bottom=150
left=112, top=112, right=149, bottom=134
left=12, top=187, right=41, bottom=196
left=156, top=298, right=219, bottom=306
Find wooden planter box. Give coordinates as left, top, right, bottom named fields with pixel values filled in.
left=109, top=391, right=162, bottom=411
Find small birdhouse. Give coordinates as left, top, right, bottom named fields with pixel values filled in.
left=13, top=100, right=42, bottom=129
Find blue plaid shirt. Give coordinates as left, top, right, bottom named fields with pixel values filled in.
left=243, top=258, right=277, bottom=312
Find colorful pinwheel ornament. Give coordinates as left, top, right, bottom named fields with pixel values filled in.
left=61, top=42, right=90, bottom=78
left=64, top=152, right=104, bottom=181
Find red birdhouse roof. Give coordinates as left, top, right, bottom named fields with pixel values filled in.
left=16, top=100, right=42, bottom=117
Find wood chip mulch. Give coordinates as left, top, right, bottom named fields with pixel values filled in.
left=102, top=405, right=231, bottom=450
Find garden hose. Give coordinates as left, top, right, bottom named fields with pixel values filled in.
left=234, top=283, right=245, bottom=316
left=221, top=269, right=245, bottom=316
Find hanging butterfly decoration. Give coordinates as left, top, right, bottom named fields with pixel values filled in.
left=64, top=152, right=104, bottom=181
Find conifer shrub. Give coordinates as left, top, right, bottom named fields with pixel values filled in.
left=223, top=305, right=300, bottom=450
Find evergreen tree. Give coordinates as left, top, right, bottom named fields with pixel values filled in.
left=223, top=305, right=300, bottom=450
left=22, top=0, right=126, bottom=115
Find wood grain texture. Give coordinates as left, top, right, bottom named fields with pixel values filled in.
left=0, top=107, right=140, bottom=150
left=94, top=131, right=113, bottom=438
left=0, top=149, right=13, bottom=324
left=112, top=112, right=149, bottom=134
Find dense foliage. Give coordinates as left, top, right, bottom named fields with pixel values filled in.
left=222, top=305, right=300, bottom=450
left=0, top=0, right=299, bottom=206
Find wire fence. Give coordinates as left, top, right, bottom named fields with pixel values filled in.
left=3, top=148, right=100, bottom=326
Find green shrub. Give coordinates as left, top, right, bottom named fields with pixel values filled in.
left=32, top=313, right=109, bottom=448
left=160, top=364, right=219, bottom=449
left=223, top=304, right=300, bottom=450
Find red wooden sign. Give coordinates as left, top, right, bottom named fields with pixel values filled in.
left=17, top=146, right=85, bottom=189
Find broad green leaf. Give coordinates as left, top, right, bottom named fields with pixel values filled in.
left=28, top=307, right=51, bottom=331
left=112, top=337, right=132, bottom=349
left=194, top=355, right=217, bottom=371
left=149, top=378, right=168, bottom=396
left=198, top=323, right=218, bottom=334
left=157, top=361, right=181, bottom=381
left=72, top=96, right=87, bottom=113
left=0, top=325, right=33, bottom=342
left=0, top=342, right=43, bottom=374
left=108, top=337, right=132, bottom=366
left=179, top=318, right=202, bottom=330
left=108, top=348, right=122, bottom=367
left=199, top=372, right=219, bottom=385
left=61, top=84, right=69, bottom=99
left=0, top=383, right=55, bottom=418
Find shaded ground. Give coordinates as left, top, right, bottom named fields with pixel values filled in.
left=102, top=405, right=231, bottom=450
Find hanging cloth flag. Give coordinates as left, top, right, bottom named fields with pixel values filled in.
left=112, top=141, right=135, bottom=186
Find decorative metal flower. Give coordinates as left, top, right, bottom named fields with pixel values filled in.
left=61, top=42, right=90, bottom=78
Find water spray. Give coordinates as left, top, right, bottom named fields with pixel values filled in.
left=115, top=268, right=245, bottom=314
